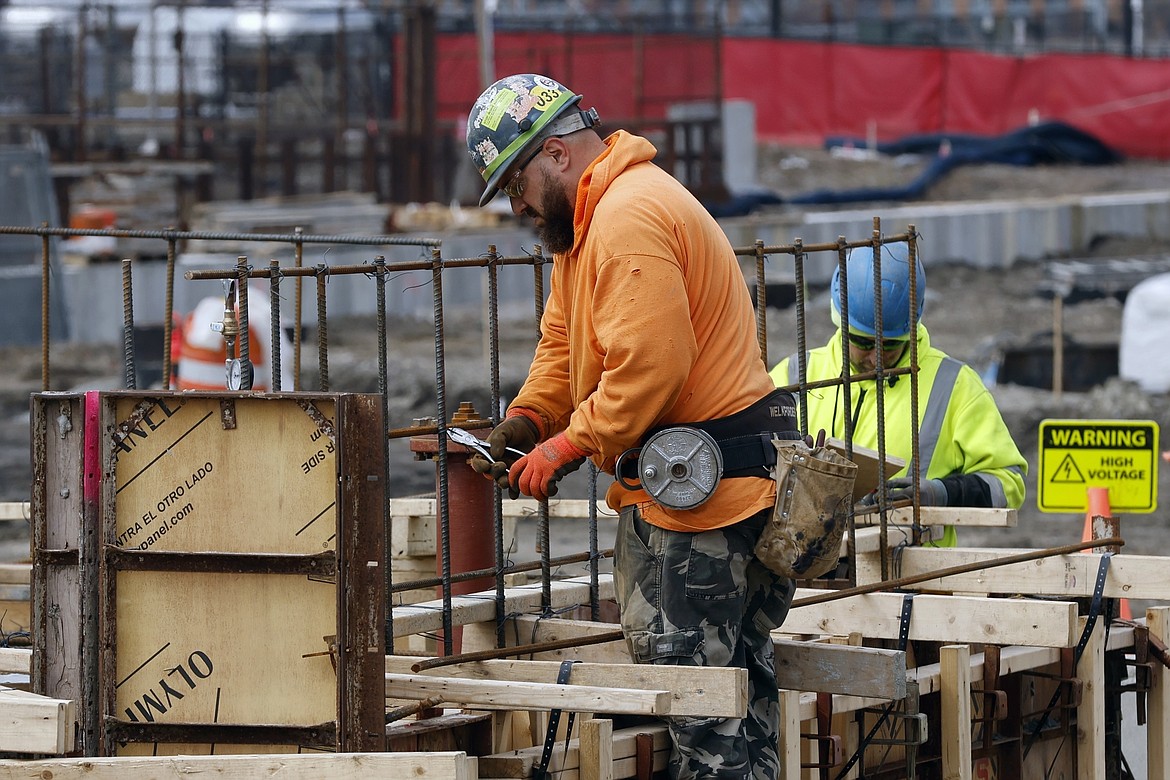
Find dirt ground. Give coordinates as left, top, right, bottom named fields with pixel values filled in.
left=2, top=143, right=1169, bottom=572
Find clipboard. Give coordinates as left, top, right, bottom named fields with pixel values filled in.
left=825, top=437, right=906, bottom=502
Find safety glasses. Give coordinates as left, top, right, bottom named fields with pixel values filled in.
left=847, top=333, right=909, bottom=352
left=500, top=142, right=546, bottom=200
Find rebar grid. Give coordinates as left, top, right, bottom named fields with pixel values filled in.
left=38, top=221, right=923, bottom=659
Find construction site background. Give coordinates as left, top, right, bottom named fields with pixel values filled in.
left=0, top=0, right=1168, bottom=220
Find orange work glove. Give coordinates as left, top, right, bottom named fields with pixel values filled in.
left=469, top=410, right=541, bottom=491
left=508, top=432, right=587, bottom=502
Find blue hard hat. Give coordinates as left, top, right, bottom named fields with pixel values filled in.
left=830, top=242, right=925, bottom=338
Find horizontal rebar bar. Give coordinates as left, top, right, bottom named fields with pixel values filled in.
left=0, top=224, right=439, bottom=247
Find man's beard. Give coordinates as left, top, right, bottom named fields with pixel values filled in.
left=536, top=173, right=575, bottom=255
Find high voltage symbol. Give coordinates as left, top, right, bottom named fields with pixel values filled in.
left=1051, top=454, right=1085, bottom=483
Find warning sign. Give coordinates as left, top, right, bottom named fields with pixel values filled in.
left=1038, top=419, right=1160, bottom=513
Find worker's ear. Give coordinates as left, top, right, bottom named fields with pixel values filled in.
left=541, top=136, right=571, bottom=171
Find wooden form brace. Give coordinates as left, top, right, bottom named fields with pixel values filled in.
left=0, top=685, right=75, bottom=754
left=784, top=589, right=1080, bottom=648
left=857, top=547, right=1170, bottom=600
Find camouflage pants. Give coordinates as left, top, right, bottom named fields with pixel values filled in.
left=614, top=505, right=795, bottom=779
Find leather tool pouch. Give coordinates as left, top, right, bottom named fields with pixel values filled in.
left=754, top=441, right=858, bottom=580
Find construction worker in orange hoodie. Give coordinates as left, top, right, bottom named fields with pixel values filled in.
left=466, top=74, right=800, bottom=778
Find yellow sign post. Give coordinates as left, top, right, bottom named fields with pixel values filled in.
left=1038, top=419, right=1160, bottom=513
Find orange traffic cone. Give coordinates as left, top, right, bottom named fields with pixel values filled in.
left=1081, top=487, right=1131, bottom=620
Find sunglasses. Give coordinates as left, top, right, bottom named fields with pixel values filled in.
left=500, top=142, right=546, bottom=200
left=847, top=333, right=909, bottom=352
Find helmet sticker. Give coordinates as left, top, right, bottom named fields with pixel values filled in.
left=474, top=138, right=499, bottom=171
left=479, top=88, right=518, bottom=132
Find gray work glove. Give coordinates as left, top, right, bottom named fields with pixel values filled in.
left=869, top=476, right=949, bottom=507
left=468, top=413, right=540, bottom=496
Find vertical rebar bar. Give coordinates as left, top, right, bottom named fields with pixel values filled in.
left=907, top=225, right=923, bottom=542
left=870, top=221, right=889, bottom=580
left=237, top=256, right=252, bottom=390
left=837, top=236, right=856, bottom=586
left=531, top=244, right=552, bottom=613
left=269, top=258, right=282, bottom=392
left=162, top=234, right=177, bottom=389
left=485, top=245, right=508, bottom=648
left=316, top=263, right=329, bottom=391
left=373, top=256, right=393, bottom=650
left=588, top=463, right=600, bottom=621
left=430, top=247, right=453, bottom=656
left=754, top=239, right=767, bottom=363
left=294, top=228, right=304, bottom=390
left=121, top=259, right=136, bottom=390
left=40, top=229, right=50, bottom=391
left=794, top=238, right=808, bottom=436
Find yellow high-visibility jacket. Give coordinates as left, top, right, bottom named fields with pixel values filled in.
left=510, top=130, right=777, bottom=533
left=770, top=325, right=1026, bottom=545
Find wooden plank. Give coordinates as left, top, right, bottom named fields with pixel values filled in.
left=385, top=655, right=746, bottom=718
left=0, top=752, right=474, bottom=779
left=785, top=590, right=1080, bottom=647
left=0, top=649, right=29, bottom=675
left=579, top=718, right=613, bottom=780
left=0, top=685, right=75, bottom=754
left=390, top=575, right=615, bottom=638
left=479, top=724, right=668, bottom=777
left=0, top=565, right=29, bottom=585
left=778, top=689, right=801, bottom=780
left=868, top=548, right=1170, bottom=600
left=1149, top=607, right=1169, bottom=779
left=0, top=503, right=30, bottom=522
left=1077, top=616, right=1105, bottom=780
left=774, top=638, right=906, bottom=699
left=385, top=673, right=672, bottom=715
left=939, top=645, right=972, bottom=780
left=855, top=506, right=1016, bottom=528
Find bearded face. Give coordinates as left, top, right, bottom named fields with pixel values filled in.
left=534, top=168, right=575, bottom=255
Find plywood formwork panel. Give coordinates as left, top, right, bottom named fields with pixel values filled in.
left=77, top=393, right=386, bottom=757
left=113, top=571, right=337, bottom=727
left=109, top=395, right=338, bottom=555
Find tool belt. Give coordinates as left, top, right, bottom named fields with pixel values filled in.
left=616, top=388, right=802, bottom=509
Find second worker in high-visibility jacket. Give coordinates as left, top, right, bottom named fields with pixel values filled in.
left=769, top=242, right=1026, bottom=546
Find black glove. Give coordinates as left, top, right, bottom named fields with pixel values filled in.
left=860, top=477, right=949, bottom=507
left=469, top=412, right=540, bottom=494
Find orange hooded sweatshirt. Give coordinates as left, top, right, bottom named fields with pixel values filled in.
left=510, top=130, right=777, bottom=532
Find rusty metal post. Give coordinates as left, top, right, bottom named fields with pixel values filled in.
left=409, top=401, right=496, bottom=655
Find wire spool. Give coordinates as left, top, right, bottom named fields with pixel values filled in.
left=636, top=427, right=723, bottom=510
